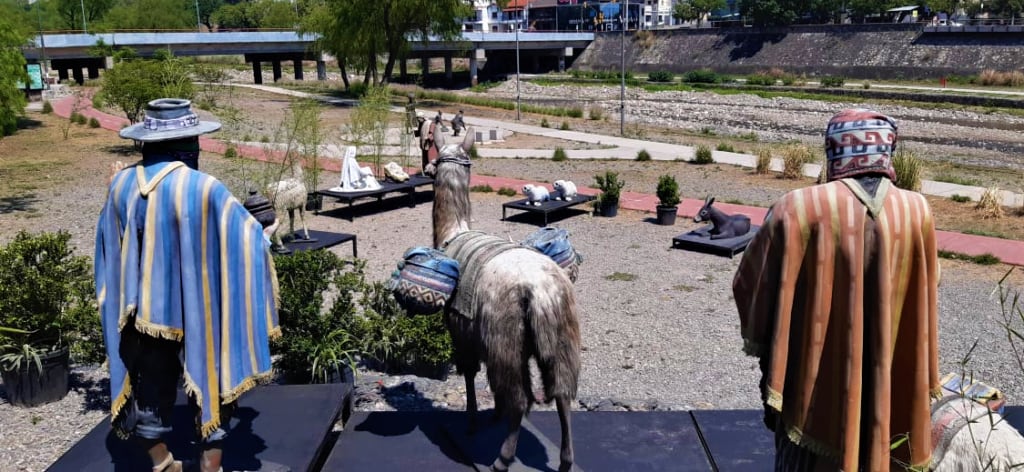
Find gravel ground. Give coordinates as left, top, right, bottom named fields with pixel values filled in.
left=4, top=83, right=1024, bottom=470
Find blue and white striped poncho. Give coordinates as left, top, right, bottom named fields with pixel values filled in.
left=95, top=160, right=280, bottom=439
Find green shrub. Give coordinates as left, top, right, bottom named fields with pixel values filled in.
left=892, top=148, right=923, bottom=192
left=648, top=70, right=674, bottom=83
left=224, top=146, right=238, bottom=159
left=541, top=118, right=550, bottom=128
left=938, top=250, right=1001, bottom=265
left=497, top=187, right=518, bottom=197
left=693, top=145, right=714, bottom=164
left=746, top=74, right=776, bottom=86
left=88, top=117, right=101, bottom=128
left=950, top=194, right=971, bottom=203
left=862, top=81, right=871, bottom=89
left=594, top=171, right=625, bottom=207
left=469, top=145, right=480, bottom=159
left=588, top=106, right=603, bottom=121
left=683, top=69, right=721, bottom=84
left=820, top=76, right=846, bottom=88
left=755, top=147, right=773, bottom=175
left=470, top=184, right=494, bottom=193
left=350, top=282, right=452, bottom=374
left=716, top=143, right=735, bottom=153
left=780, top=74, right=797, bottom=86
left=272, top=250, right=359, bottom=383
left=567, top=106, right=584, bottom=118
left=41, top=101, right=53, bottom=114
left=560, top=121, right=570, bottom=130
left=552, top=147, right=568, bottom=162
left=656, top=174, right=680, bottom=207
left=636, top=149, right=652, bottom=161
left=700, top=127, right=716, bottom=136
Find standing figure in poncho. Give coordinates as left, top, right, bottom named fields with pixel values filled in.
left=94, top=99, right=280, bottom=472
left=733, top=109, right=940, bottom=471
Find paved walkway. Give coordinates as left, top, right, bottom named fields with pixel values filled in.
left=47, top=90, right=1024, bottom=266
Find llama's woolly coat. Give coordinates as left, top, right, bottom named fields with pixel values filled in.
left=733, top=178, right=940, bottom=471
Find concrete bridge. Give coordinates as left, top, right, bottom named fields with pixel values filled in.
left=22, top=30, right=593, bottom=85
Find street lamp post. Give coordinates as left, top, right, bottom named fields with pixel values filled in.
left=195, top=0, right=201, bottom=31
left=620, top=0, right=627, bottom=136
left=80, top=0, right=87, bottom=32
left=516, top=11, right=521, bottom=121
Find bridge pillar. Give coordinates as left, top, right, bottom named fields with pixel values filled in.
left=421, top=57, right=429, bottom=77
left=444, top=54, right=452, bottom=83
left=469, top=49, right=484, bottom=86
left=316, top=60, right=326, bottom=81
left=272, top=61, right=282, bottom=82
left=88, top=66, right=100, bottom=80
left=253, top=61, right=263, bottom=84
left=293, top=59, right=303, bottom=80
left=57, top=67, right=68, bottom=83
left=400, top=59, right=407, bottom=81
left=72, top=67, right=84, bottom=85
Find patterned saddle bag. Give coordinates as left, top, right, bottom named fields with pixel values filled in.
left=387, top=247, right=460, bottom=315
left=520, top=227, right=583, bottom=282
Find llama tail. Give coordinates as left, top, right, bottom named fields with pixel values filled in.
left=525, top=274, right=582, bottom=403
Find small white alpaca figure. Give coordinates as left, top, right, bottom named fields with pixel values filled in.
left=523, top=184, right=551, bottom=206
left=266, top=159, right=311, bottom=251
left=553, top=180, right=577, bottom=201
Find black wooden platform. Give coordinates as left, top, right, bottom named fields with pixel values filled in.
left=48, top=383, right=351, bottom=472
left=502, top=194, right=596, bottom=226
left=315, top=175, right=433, bottom=221
left=672, top=225, right=760, bottom=258
left=280, top=229, right=357, bottom=257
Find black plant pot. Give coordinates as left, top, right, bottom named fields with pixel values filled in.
left=0, top=347, right=70, bottom=407
left=656, top=205, right=678, bottom=225
left=600, top=202, right=619, bottom=218
left=305, top=193, right=323, bottom=212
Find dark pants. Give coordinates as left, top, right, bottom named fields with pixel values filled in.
left=120, top=326, right=228, bottom=442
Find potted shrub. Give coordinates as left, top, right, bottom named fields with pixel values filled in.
left=655, top=174, right=681, bottom=225
left=594, top=171, right=625, bottom=217
left=0, top=231, right=101, bottom=407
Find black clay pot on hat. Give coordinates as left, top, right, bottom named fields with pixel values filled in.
left=243, top=190, right=277, bottom=228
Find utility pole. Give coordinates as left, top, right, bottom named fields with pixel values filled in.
left=620, top=0, right=627, bottom=136
left=195, top=0, right=201, bottom=31
left=80, top=0, right=87, bottom=32
left=515, top=17, right=521, bottom=121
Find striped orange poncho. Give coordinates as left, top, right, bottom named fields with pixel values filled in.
left=733, top=178, right=940, bottom=471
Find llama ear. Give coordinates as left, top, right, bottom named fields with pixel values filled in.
left=434, top=124, right=447, bottom=149
left=461, top=127, right=475, bottom=154
left=708, top=196, right=716, bottom=206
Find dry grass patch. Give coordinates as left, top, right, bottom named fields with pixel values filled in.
left=928, top=196, right=1024, bottom=240
left=978, top=186, right=1005, bottom=219
left=754, top=147, right=772, bottom=174
left=780, top=144, right=815, bottom=180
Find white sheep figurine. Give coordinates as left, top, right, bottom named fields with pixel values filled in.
left=522, top=184, right=551, bottom=206
left=553, top=180, right=577, bottom=201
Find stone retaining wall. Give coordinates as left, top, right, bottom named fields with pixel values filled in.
left=572, top=24, right=1024, bottom=80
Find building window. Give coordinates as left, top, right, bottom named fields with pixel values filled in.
left=491, top=11, right=497, bottom=19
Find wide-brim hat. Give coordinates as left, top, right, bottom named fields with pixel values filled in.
left=119, top=98, right=221, bottom=142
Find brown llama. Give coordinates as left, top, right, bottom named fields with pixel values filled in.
left=425, top=128, right=582, bottom=472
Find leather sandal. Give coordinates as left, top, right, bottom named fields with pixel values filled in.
left=153, top=452, right=183, bottom=472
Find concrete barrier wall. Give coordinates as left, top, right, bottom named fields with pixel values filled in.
left=573, top=24, right=1024, bottom=80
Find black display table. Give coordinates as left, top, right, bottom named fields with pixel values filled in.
left=315, top=175, right=433, bottom=221
left=501, top=194, right=596, bottom=226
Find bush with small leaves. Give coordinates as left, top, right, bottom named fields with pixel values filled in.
left=862, top=81, right=871, bottom=89
left=541, top=118, right=550, bottom=128
left=820, top=76, right=846, bottom=88
left=469, top=146, right=480, bottom=159
left=693, top=145, right=714, bottom=164
left=683, top=69, right=721, bottom=84
left=950, top=194, right=971, bottom=203
left=567, top=106, right=583, bottom=118
left=88, top=117, right=101, bottom=128
left=560, top=121, right=570, bottom=131
left=41, top=101, right=53, bottom=114
left=588, top=106, right=603, bottom=121
left=224, top=146, right=238, bottom=159
left=746, top=74, right=776, bottom=86
left=497, top=187, right=518, bottom=197
left=716, top=143, right=735, bottom=153
left=636, top=149, right=652, bottom=161
left=647, top=70, right=674, bottom=83
left=470, top=184, right=494, bottom=193
left=552, top=147, right=568, bottom=162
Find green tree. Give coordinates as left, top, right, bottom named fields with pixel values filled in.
left=98, top=54, right=194, bottom=123
left=739, top=0, right=801, bottom=25
left=673, top=0, right=728, bottom=26
left=302, top=0, right=470, bottom=86
left=992, top=0, right=1024, bottom=23
left=211, top=2, right=256, bottom=29
left=56, top=0, right=114, bottom=30
left=197, top=0, right=223, bottom=29
left=97, top=0, right=194, bottom=30
left=0, top=16, right=29, bottom=137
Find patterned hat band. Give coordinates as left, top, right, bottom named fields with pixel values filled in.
left=143, top=113, right=200, bottom=132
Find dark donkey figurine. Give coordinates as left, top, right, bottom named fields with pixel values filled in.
left=693, top=196, right=751, bottom=240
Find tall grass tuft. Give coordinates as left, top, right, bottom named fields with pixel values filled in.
left=636, top=149, right=652, bottom=161
left=780, top=144, right=815, bottom=180
left=755, top=147, right=773, bottom=175
left=977, top=187, right=1004, bottom=219
left=892, top=148, right=923, bottom=192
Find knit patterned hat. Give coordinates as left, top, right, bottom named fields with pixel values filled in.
left=824, top=109, right=897, bottom=181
